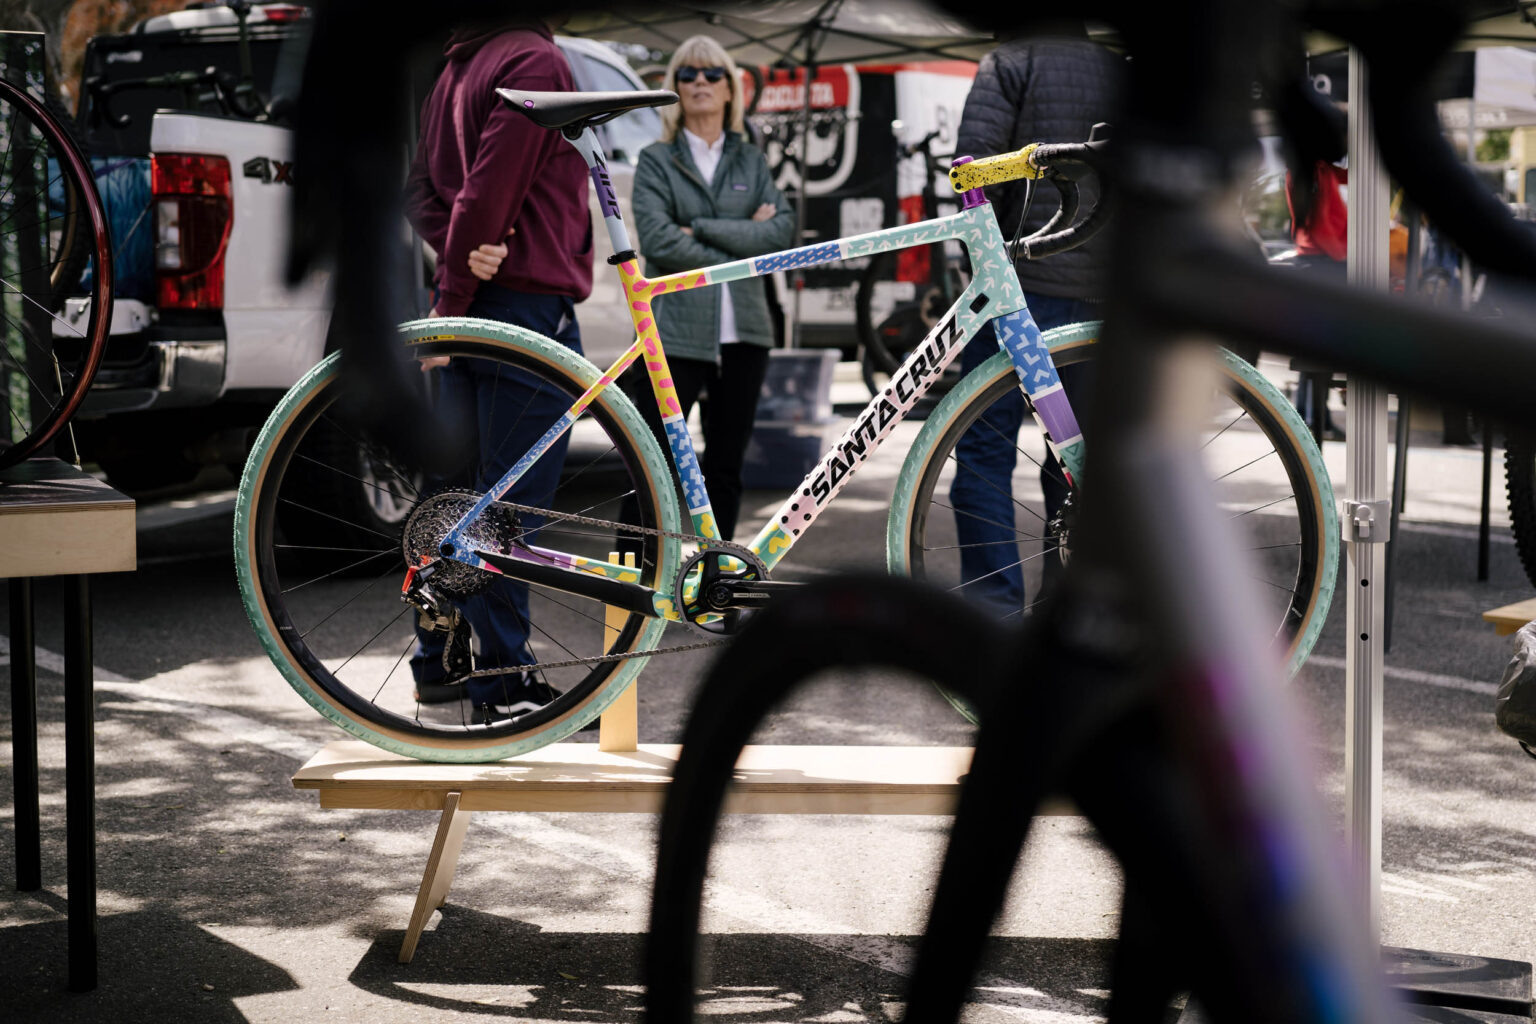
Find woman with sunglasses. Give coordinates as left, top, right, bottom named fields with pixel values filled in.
left=628, top=35, right=795, bottom=541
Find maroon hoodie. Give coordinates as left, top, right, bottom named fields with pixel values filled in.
left=406, top=23, right=593, bottom=316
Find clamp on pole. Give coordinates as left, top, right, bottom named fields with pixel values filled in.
left=1343, top=499, right=1392, bottom=543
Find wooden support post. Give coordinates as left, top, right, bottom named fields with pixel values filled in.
left=399, top=790, right=473, bottom=963
left=599, top=551, right=638, bottom=752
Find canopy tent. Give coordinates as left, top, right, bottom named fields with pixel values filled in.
left=563, top=0, right=996, bottom=67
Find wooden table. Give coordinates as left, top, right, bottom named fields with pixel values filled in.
left=2, top=459, right=134, bottom=991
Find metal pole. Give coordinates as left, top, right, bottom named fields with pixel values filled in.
left=1345, top=46, right=1390, bottom=940
left=789, top=58, right=815, bottom=349
left=64, top=574, right=97, bottom=991
left=9, top=577, right=39, bottom=892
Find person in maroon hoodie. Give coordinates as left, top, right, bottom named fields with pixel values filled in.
left=404, top=17, right=592, bottom=723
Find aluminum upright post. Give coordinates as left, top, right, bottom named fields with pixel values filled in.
left=1345, top=47, right=1391, bottom=939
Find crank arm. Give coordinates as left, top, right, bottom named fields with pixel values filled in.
left=710, top=577, right=803, bottom=610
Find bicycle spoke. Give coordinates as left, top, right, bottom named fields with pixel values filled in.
left=275, top=543, right=397, bottom=554
left=489, top=584, right=584, bottom=665
left=946, top=450, right=1048, bottom=524
left=278, top=496, right=399, bottom=542
left=1246, top=540, right=1303, bottom=553
left=929, top=497, right=1046, bottom=542
left=0, top=276, right=86, bottom=337
left=1200, top=406, right=1250, bottom=451
left=282, top=547, right=398, bottom=596
left=329, top=604, right=412, bottom=679
left=1212, top=448, right=1278, bottom=484
left=291, top=449, right=418, bottom=504
left=370, top=633, right=418, bottom=704
left=965, top=408, right=1073, bottom=493
left=296, top=563, right=399, bottom=640
left=316, top=412, right=420, bottom=498
left=1227, top=493, right=1298, bottom=521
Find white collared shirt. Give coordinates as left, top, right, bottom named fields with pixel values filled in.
left=682, top=127, right=738, bottom=346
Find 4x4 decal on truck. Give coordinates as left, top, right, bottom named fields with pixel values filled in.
left=243, top=156, right=294, bottom=184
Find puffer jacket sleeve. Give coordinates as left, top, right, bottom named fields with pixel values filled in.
left=633, top=145, right=733, bottom=272
left=690, top=150, right=795, bottom=258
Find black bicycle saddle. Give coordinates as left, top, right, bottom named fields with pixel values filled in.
left=497, top=88, right=678, bottom=131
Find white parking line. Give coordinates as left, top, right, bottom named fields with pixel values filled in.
left=1306, top=655, right=1498, bottom=696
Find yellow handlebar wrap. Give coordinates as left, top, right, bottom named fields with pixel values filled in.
left=949, top=143, right=1041, bottom=193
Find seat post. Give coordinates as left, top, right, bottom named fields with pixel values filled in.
left=564, top=127, right=637, bottom=259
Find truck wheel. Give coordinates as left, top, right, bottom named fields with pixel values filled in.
left=274, top=415, right=422, bottom=557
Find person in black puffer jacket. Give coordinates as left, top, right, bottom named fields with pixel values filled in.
left=950, top=25, right=1122, bottom=617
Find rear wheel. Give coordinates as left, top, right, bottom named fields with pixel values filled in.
left=888, top=323, right=1338, bottom=721
left=235, top=320, right=683, bottom=761
left=0, top=78, right=111, bottom=470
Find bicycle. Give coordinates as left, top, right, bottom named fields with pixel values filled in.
left=853, top=124, right=968, bottom=400
left=0, top=74, right=113, bottom=471
left=235, top=91, right=1337, bottom=762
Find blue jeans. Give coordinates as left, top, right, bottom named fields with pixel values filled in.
left=412, top=286, right=581, bottom=706
left=950, top=291, right=1099, bottom=616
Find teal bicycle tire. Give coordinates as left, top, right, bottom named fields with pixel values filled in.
left=234, top=318, right=683, bottom=762
left=887, top=321, right=1339, bottom=722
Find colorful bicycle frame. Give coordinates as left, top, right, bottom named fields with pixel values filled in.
left=429, top=118, right=1084, bottom=621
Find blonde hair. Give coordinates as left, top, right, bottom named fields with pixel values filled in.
left=659, top=35, right=746, bottom=142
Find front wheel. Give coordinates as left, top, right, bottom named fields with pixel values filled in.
left=1507, top=435, right=1536, bottom=591
left=887, top=322, right=1339, bottom=722
left=235, top=318, right=683, bottom=761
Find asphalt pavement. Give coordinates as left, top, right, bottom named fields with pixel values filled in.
left=2, top=357, right=1535, bottom=1023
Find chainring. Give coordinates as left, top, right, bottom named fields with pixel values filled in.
left=673, top=544, right=771, bottom=636
left=401, top=488, right=519, bottom=598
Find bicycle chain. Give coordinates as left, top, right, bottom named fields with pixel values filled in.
left=453, top=498, right=751, bottom=679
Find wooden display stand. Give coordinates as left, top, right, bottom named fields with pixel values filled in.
left=1483, top=596, right=1536, bottom=636
left=290, top=559, right=1047, bottom=962
left=2, top=459, right=136, bottom=992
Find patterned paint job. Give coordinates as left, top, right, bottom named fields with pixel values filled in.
left=751, top=240, right=844, bottom=274
left=990, top=308, right=1085, bottom=481
left=745, top=206, right=1035, bottom=570
left=665, top=413, right=711, bottom=515
left=948, top=143, right=1040, bottom=191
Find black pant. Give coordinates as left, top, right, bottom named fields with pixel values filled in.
left=623, top=344, right=770, bottom=542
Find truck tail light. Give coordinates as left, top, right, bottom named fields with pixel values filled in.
left=152, top=153, right=232, bottom=310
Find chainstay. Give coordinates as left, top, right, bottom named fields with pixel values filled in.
left=457, top=498, right=749, bottom=678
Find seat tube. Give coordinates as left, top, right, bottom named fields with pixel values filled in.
left=618, top=259, right=723, bottom=542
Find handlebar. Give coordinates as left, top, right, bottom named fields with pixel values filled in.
left=951, top=128, right=1113, bottom=262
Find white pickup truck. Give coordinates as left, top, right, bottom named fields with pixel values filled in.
left=71, top=4, right=657, bottom=524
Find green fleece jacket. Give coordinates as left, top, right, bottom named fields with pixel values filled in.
left=632, top=132, right=795, bottom=361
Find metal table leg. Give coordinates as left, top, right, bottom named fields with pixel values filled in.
left=9, top=577, right=39, bottom=891
left=64, top=574, right=96, bottom=992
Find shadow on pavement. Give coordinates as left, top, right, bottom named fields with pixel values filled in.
left=0, top=906, right=297, bottom=1023
left=348, top=908, right=1114, bottom=1020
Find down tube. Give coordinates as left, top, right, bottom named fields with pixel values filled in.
left=747, top=296, right=1023, bottom=571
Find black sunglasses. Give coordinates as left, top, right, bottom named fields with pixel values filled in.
left=676, top=65, right=727, bottom=84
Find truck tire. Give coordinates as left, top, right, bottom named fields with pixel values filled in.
left=274, top=415, right=422, bottom=557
